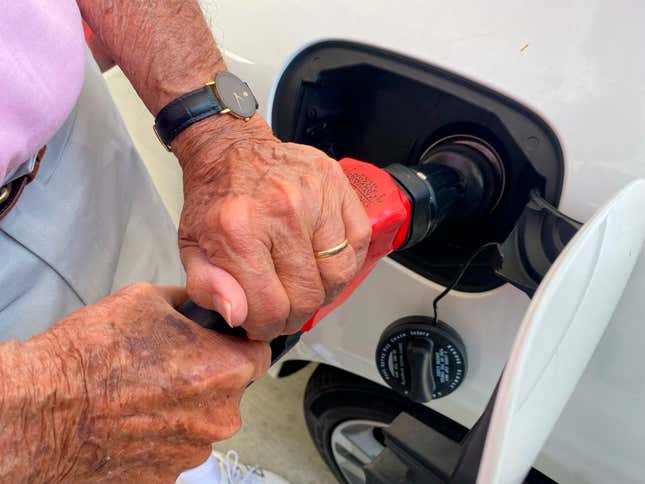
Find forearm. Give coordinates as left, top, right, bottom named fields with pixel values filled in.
left=78, top=0, right=223, bottom=115
left=78, top=0, right=272, bottom=162
left=0, top=332, right=86, bottom=481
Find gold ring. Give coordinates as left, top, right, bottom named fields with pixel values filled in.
left=315, top=239, right=349, bottom=259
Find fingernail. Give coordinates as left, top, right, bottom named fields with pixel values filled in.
left=213, top=294, right=234, bottom=328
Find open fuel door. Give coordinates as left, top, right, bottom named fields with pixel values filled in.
left=365, top=180, right=645, bottom=484
left=476, top=179, right=645, bottom=483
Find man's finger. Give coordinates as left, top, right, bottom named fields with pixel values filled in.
left=342, top=187, right=372, bottom=271
left=180, top=245, right=248, bottom=326
left=201, top=236, right=291, bottom=340
left=271, top=223, right=325, bottom=334
left=313, top=193, right=358, bottom=304
left=196, top=332, right=272, bottom=384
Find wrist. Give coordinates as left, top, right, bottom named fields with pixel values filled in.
left=173, top=114, right=276, bottom=173
left=0, top=333, right=87, bottom=480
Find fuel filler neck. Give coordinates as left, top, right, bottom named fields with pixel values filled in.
left=385, top=134, right=505, bottom=250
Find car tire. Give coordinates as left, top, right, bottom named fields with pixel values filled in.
left=303, top=364, right=467, bottom=484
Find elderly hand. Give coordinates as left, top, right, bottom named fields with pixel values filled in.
left=174, top=116, right=371, bottom=341
left=0, top=283, right=269, bottom=482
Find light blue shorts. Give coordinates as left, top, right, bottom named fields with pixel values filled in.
left=0, top=54, right=184, bottom=340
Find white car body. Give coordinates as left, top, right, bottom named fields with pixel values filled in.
left=204, top=1, right=645, bottom=482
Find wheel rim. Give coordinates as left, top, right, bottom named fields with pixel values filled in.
left=330, top=419, right=389, bottom=484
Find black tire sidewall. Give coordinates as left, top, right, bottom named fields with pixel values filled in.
left=304, top=366, right=429, bottom=484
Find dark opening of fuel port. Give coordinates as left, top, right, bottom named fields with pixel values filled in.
left=272, top=40, right=564, bottom=291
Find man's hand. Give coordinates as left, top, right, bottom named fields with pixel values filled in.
left=175, top=117, right=372, bottom=341
left=0, top=283, right=269, bottom=482
left=78, top=0, right=372, bottom=339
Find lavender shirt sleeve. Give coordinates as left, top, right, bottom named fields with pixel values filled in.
left=0, top=0, right=85, bottom=184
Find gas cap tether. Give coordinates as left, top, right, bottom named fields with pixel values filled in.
left=376, top=241, right=499, bottom=403
left=377, top=136, right=504, bottom=403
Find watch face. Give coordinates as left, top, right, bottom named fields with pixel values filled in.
left=214, top=72, right=258, bottom=119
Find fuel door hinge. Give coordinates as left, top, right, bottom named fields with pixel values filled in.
left=494, top=190, right=582, bottom=296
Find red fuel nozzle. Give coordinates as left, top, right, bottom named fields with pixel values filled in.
left=302, top=157, right=462, bottom=330
left=302, top=158, right=463, bottom=331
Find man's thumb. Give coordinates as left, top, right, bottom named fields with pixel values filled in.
left=180, top=246, right=248, bottom=327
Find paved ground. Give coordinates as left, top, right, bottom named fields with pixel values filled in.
left=105, top=68, right=336, bottom=484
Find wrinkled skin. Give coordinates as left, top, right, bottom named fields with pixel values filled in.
left=176, top=117, right=372, bottom=341
left=0, top=2, right=374, bottom=480
left=0, top=284, right=269, bottom=482
left=79, top=0, right=372, bottom=341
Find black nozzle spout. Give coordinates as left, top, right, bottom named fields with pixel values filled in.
left=415, top=162, right=464, bottom=221
left=385, top=135, right=505, bottom=250
left=384, top=163, right=462, bottom=249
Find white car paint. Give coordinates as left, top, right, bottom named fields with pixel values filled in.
left=200, top=1, right=645, bottom=482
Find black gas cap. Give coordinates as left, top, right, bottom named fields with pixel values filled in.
left=376, top=316, right=467, bottom=403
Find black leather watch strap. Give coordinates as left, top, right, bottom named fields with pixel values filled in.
left=154, top=85, right=223, bottom=150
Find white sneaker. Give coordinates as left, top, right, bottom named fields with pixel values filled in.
left=177, top=450, right=290, bottom=484
left=213, top=451, right=290, bottom=484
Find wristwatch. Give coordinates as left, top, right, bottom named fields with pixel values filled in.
left=153, top=71, right=258, bottom=151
